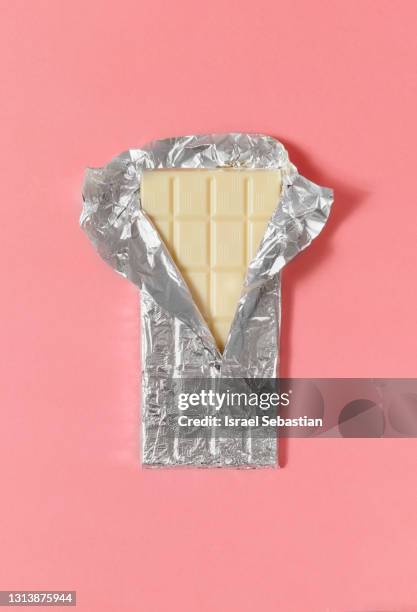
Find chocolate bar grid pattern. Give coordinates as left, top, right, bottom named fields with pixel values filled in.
left=141, top=169, right=282, bottom=351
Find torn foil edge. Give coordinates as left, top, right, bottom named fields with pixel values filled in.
left=81, top=133, right=334, bottom=467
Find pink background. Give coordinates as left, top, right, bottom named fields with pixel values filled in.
left=1, top=1, right=417, bottom=610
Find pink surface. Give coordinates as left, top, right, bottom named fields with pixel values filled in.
left=1, top=1, right=417, bottom=610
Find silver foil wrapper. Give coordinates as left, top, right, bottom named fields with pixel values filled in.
left=81, top=133, right=333, bottom=467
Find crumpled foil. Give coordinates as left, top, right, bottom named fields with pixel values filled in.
left=81, top=133, right=333, bottom=467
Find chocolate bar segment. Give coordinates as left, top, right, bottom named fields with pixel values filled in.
left=141, top=169, right=282, bottom=351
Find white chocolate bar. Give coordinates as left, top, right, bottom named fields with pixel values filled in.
left=141, top=169, right=282, bottom=351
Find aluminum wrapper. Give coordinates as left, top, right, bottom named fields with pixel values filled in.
left=81, top=133, right=333, bottom=467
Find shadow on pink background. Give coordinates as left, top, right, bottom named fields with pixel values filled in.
left=1, top=1, right=417, bottom=610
